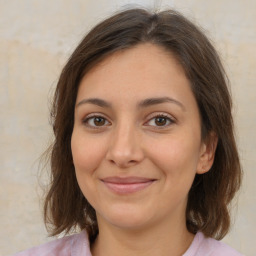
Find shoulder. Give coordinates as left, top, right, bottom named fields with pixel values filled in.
left=184, top=232, right=244, bottom=256
left=12, top=230, right=92, bottom=256
left=199, top=235, right=244, bottom=256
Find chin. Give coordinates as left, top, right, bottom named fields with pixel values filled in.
left=98, top=205, right=153, bottom=230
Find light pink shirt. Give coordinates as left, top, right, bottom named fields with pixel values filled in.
left=13, top=230, right=244, bottom=256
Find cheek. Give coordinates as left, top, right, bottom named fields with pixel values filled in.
left=71, top=132, right=108, bottom=202
left=147, top=135, right=200, bottom=188
left=71, top=132, right=106, bottom=174
left=71, top=132, right=109, bottom=208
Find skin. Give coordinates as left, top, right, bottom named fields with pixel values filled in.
left=71, top=43, right=217, bottom=256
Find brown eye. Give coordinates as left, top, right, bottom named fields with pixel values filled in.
left=94, top=117, right=106, bottom=126
left=146, top=114, right=174, bottom=128
left=83, top=115, right=110, bottom=128
left=155, top=117, right=167, bottom=126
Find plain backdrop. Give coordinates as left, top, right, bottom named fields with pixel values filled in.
left=0, top=0, right=255, bottom=255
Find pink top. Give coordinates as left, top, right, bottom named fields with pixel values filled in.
left=13, top=230, right=244, bottom=256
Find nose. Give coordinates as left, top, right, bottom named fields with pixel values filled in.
left=105, top=122, right=145, bottom=168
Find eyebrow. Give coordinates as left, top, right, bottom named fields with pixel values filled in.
left=76, top=97, right=185, bottom=110
left=76, top=98, right=111, bottom=108
left=138, top=97, right=185, bottom=110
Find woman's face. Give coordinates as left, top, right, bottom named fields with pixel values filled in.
left=71, top=43, right=211, bottom=231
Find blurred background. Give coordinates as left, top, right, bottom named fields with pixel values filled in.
left=0, top=0, right=255, bottom=255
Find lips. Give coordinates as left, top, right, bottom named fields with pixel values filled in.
left=100, top=176, right=156, bottom=194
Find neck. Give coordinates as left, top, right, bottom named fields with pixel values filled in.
left=90, top=215, right=194, bottom=256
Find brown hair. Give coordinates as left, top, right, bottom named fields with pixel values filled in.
left=44, top=8, right=242, bottom=242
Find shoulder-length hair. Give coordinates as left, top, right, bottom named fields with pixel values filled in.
left=44, top=8, right=242, bottom=242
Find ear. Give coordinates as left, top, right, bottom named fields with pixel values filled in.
left=196, top=132, right=218, bottom=174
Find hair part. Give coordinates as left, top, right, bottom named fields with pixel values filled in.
left=44, top=8, right=242, bottom=242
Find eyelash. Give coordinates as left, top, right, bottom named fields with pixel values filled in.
left=82, top=114, right=111, bottom=129
left=145, top=113, right=175, bottom=128
left=82, top=113, right=175, bottom=130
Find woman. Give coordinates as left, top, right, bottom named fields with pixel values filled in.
left=14, top=8, right=243, bottom=256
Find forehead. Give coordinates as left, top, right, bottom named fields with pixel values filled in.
left=77, top=43, right=193, bottom=105
left=84, top=43, right=184, bottom=78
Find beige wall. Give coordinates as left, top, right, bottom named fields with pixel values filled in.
left=0, top=1, right=255, bottom=255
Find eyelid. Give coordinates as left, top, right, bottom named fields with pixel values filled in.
left=144, top=112, right=176, bottom=128
left=146, top=112, right=175, bottom=121
left=81, top=112, right=176, bottom=129
left=82, top=113, right=111, bottom=129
